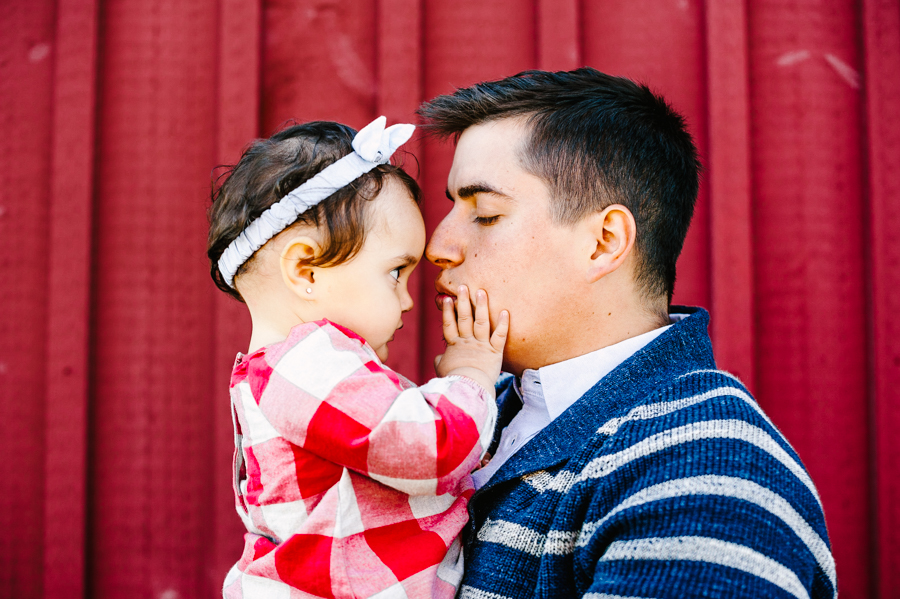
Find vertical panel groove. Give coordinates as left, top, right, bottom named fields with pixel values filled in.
left=1, top=2, right=56, bottom=596
left=214, top=0, right=262, bottom=585
left=377, top=0, right=424, bottom=380
left=211, top=0, right=260, bottom=586
left=705, top=0, right=755, bottom=390
left=44, top=2, right=98, bottom=595
left=537, top=0, right=580, bottom=71
left=861, top=0, right=900, bottom=595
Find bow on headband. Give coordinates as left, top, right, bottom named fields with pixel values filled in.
left=218, top=116, right=415, bottom=288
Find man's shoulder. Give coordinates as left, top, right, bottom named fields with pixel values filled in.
left=578, top=368, right=808, bottom=487
left=551, top=364, right=764, bottom=458
left=596, top=367, right=761, bottom=438
left=538, top=368, right=824, bottom=526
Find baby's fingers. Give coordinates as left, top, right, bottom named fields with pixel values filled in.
left=441, top=296, right=458, bottom=342
left=473, top=289, right=491, bottom=341
left=455, top=285, right=474, bottom=337
left=490, top=310, right=510, bottom=352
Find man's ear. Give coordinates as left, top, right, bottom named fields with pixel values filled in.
left=280, top=236, right=321, bottom=297
left=584, top=204, right=636, bottom=283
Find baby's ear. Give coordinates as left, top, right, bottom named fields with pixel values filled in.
left=280, top=236, right=321, bottom=297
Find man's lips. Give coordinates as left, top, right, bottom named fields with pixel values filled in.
left=434, top=283, right=456, bottom=311
left=434, top=292, right=455, bottom=311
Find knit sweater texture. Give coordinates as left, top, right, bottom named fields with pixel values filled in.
left=459, top=308, right=835, bottom=599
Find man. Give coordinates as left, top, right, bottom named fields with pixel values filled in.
left=419, top=68, right=834, bottom=598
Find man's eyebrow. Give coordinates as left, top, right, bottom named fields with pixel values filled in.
left=445, top=183, right=515, bottom=202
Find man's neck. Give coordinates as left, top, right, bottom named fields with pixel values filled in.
left=505, top=302, right=669, bottom=377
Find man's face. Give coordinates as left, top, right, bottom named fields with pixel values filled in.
left=426, top=118, right=586, bottom=375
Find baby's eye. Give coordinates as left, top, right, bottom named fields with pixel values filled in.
left=390, top=267, right=402, bottom=281
left=474, top=215, right=501, bottom=225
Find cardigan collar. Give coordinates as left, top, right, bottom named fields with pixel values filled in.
left=477, top=306, right=716, bottom=493
left=472, top=320, right=680, bottom=488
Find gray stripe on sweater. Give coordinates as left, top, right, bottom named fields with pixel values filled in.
left=601, top=536, right=810, bottom=599
left=458, top=586, right=514, bottom=599
left=523, top=419, right=820, bottom=506
left=574, top=475, right=835, bottom=589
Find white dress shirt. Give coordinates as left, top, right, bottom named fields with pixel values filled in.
left=471, top=315, right=687, bottom=488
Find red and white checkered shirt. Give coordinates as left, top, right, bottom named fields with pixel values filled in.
left=223, top=320, right=496, bottom=599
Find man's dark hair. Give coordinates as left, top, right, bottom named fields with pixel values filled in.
left=418, top=67, right=701, bottom=303
left=208, top=121, right=421, bottom=302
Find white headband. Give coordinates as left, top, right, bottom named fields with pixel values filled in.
left=218, top=116, right=415, bottom=288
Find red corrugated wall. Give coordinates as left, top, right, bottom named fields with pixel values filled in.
left=1, top=1, right=897, bottom=597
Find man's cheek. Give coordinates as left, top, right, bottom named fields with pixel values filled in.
left=484, top=288, right=511, bottom=328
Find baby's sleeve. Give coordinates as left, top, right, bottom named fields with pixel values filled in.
left=248, top=321, right=496, bottom=496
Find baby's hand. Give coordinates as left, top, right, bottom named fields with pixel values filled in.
left=434, top=285, right=508, bottom=397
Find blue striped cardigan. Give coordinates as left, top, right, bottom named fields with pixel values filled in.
left=460, top=308, right=834, bottom=599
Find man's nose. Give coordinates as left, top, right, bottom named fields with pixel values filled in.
left=425, top=214, right=463, bottom=268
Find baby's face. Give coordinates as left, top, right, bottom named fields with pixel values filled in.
left=312, top=178, right=426, bottom=361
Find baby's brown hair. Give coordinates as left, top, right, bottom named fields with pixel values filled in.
left=208, top=121, right=421, bottom=301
